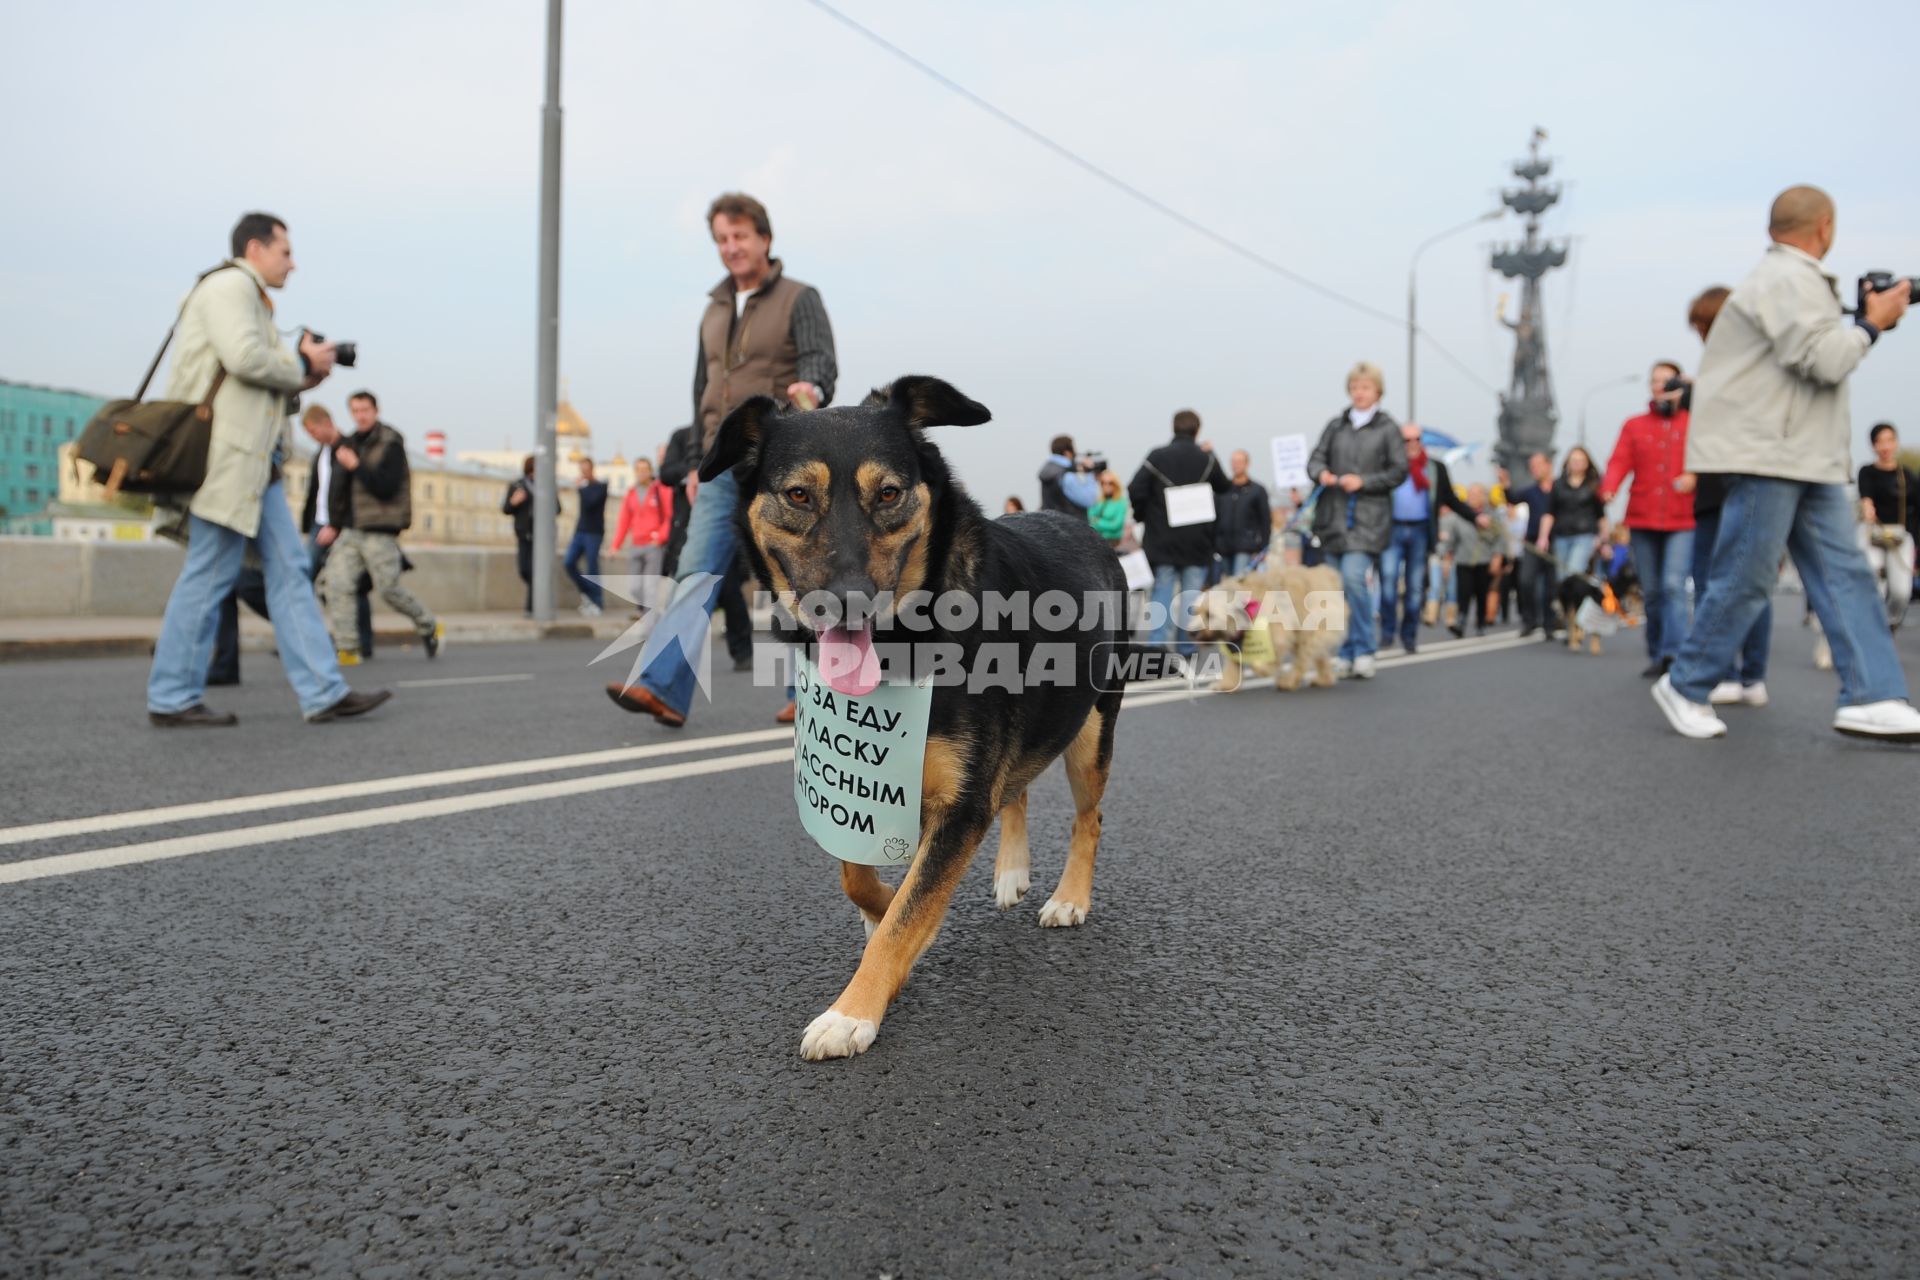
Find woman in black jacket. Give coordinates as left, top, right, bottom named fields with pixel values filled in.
left=1538, top=446, right=1604, bottom=579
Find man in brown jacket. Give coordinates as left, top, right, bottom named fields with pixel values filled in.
left=608, top=192, right=836, bottom=727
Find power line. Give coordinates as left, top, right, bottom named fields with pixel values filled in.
left=797, top=0, right=1504, bottom=400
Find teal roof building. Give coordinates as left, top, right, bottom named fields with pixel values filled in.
left=0, top=379, right=105, bottom=525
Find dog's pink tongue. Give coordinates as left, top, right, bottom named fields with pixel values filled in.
left=819, top=624, right=881, bottom=697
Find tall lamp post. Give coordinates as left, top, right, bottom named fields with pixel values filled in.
left=531, top=0, right=564, bottom=623
left=1577, top=373, right=1639, bottom=449
left=1407, top=208, right=1504, bottom=423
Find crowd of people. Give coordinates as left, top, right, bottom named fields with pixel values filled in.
left=139, top=187, right=1917, bottom=746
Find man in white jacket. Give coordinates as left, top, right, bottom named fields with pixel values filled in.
left=1653, top=186, right=1916, bottom=742
left=146, top=212, right=390, bottom=726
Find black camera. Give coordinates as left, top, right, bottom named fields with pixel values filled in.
left=1662, top=373, right=1693, bottom=413
left=1080, top=451, right=1108, bottom=473
left=302, top=328, right=358, bottom=368
left=1857, top=271, right=1920, bottom=314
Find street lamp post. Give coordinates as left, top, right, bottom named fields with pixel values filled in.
left=1577, top=373, right=1640, bottom=450
left=1408, top=209, right=1504, bottom=423
left=531, top=0, right=564, bottom=623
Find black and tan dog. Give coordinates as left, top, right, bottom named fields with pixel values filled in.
left=700, top=376, right=1127, bottom=1061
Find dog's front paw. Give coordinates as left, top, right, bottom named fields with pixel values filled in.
left=800, top=1009, right=878, bottom=1060
left=993, top=869, right=1030, bottom=909
left=1038, top=898, right=1088, bottom=928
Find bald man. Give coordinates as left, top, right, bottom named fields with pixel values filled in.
left=1652, top=185, right=1918, bottom=742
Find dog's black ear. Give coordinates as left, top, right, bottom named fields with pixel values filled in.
left=699, top=395, right=779, bottom=481
left=887, top=376, right=991, bottom=429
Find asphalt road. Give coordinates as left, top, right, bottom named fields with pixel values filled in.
left=3, top=613, right=1917, bottom=1277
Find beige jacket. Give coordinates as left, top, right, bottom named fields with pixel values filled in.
left=165, top=259, right=306, bottom=536
left=1685, top=243, right=1874, bottom=485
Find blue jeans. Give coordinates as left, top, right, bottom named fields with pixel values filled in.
left=1673, top=478, right=1904, bottom=707
left=1378, top=523, right=1428, bottom=647
left=1688, top=509, right=1769, bottom=686
left=1552, top=533, right=1597, bottom=581
left=1629, top=528, right=1695, bottom=661
left=1226, top=551, right=1258, bottom=578
left=1148, top=563, right=1209, bottom=655
left=148, top=481, right=349, bottom=717
left=308, top=533, right=374, bottom=657
left=1337, top=550, right=1379, bottom=660
left=636, top=470, right=741, bottom=716
left=565, top=531, right=604, bottom=607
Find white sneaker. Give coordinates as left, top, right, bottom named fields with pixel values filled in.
left=1352, top=654, right=1377, bottom=679
left=1651, top=674, right=1728, bottom=739
left=1332, top=657, right=1354, bottom=679
left=1708, top=680, right=1768, bottom=707
left=1833, top=700, right=1920, bottom=743
left=1720, top=679, right=1774, bottom=710
left=578, top=601, right=603, bottom=618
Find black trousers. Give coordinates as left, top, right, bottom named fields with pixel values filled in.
left=717, top=551, right=753, bottom=663
left=208, top=568, right=271, bottom=684
left=1517, top=552, right=1555, bottom=629
left=1456, top=563, right=1496, bottom=630
left=516, top=536, right=534, bottom=612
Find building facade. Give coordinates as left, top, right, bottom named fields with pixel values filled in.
left=0, top=379, right=106, bottom=526
left=280, top=450, right=522, bottom=547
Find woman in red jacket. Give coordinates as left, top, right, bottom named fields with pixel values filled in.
left=1601, top=361, right=1696, bottom=677
left=611, top=458, right=675, bottom=621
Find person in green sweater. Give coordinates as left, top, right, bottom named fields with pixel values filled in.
left=1088, top=470, right=1132, bottom=545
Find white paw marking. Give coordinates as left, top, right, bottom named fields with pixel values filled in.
left=861, top=913, right=879, bottom=939
left=993, top=869, right=1030, bottom=909
left=1038, top=898, right=1088, bottom=928
left=800, top=1009, right=878, bottom=1061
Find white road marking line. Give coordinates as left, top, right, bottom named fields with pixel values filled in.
left=0, top=727, right=794, bottom=847
left=1, top=629, right=1536, bottom=881
left=395, top=673, right=535, bottom=688
left=0, top=748, right=795, bottom=886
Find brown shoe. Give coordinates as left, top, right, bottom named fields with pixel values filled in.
left=149, top=704, right=238, bottom=728
left=775, top=699, right=797, bottom=724
left=605, top=681, right=686, bottom=728
left=307, top=689, right=393, bottom=723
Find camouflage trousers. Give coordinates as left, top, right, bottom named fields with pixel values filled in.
left=324, top=529, right=435, bottom=649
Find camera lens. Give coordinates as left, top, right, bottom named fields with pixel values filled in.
left=334, top=342, right=358, bottom=368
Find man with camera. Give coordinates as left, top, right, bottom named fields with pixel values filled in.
left=146, top=212, right=390, bottom=726
left=1038, top=435, right=1100, bottom=515
left=1653, top=185, right=1918, bottom=742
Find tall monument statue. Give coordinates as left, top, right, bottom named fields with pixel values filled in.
left=1490, top=127, right=1569, bottom=472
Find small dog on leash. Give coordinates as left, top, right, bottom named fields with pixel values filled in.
left=1558, top=574, right=1610, bottom=655
left=1191, top=564, right=1347, bottom=690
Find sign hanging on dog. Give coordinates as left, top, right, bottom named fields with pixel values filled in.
left=791, top=651, right=933, bottom=866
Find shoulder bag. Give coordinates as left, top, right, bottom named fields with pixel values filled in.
left=73, top=263, right=241, bottom=498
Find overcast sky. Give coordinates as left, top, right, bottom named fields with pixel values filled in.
left=5, top=0, right=1916, bottom=507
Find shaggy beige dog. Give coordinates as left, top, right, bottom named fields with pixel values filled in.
left=1191, top=564, right=1347, bottom=691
